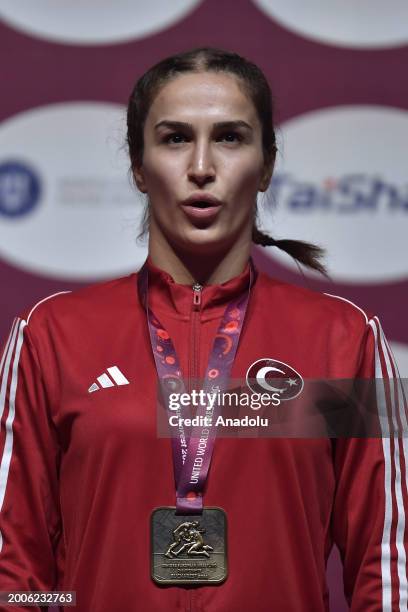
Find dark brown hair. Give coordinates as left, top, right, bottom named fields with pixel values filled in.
left=126, top=46, right=326, bottom=275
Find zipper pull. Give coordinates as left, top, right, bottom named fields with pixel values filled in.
left=192, top=282, right=202, bottom=308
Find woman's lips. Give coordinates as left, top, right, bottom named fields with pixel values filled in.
left=180, top=203, right=222, bottom=221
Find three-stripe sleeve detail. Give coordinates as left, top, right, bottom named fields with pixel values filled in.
left=369, top=317, right=408, bottom=610
left=0, top=319, right=26, bottom=553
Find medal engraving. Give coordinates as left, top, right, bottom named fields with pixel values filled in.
left=151, top=507, right=228, bottom=585
left=165, top=521, right=213, bottom=558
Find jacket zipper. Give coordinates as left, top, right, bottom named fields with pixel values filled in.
left=188, top=282, right=202, bottom=612
left=190, top=282, right=202, bottom=393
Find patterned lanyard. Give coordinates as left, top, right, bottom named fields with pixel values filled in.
left=138, top=259, right=256, bottom=514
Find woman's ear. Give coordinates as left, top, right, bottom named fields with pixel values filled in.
left=259, top=161, right=274, bottom=192
left=133, top=164, right=147, bottom=194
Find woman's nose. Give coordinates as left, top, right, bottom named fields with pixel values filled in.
left=187, top=141, right=215, bottom=185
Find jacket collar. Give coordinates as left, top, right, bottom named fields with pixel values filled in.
left=139, top=254, right=257, bottom=320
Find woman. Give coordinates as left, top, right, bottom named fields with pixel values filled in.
left=0, top=47, right=406, bottom=612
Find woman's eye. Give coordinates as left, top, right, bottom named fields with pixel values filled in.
left=163, top=132, right=187, bottom=144
left=162, top=131, right=243, bottom=145
left=218, top=132, right=242, bottom=143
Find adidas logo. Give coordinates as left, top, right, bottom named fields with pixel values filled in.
left=88, top=366, right=130, bottom=393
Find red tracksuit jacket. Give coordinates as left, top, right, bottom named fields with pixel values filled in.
left=0, top=256, right=406, bottom=611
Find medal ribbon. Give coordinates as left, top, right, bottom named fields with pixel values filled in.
left=138, top=260, right=256, bottom=514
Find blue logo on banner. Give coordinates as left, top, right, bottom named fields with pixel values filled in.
left=0, top=161, right=41, bottom=218
left=271, top=173, right=408, bottom=212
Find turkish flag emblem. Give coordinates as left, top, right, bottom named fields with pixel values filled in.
left=246, top=358, right=304, bottom=401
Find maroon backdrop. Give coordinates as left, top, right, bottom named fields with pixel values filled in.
left=1, top=2, right=407, bottom=609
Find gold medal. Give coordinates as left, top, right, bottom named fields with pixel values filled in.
left=151, top=507, right=228, bottom=585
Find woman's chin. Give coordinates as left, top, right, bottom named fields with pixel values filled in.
left=173, top=227, right=234, bottom=255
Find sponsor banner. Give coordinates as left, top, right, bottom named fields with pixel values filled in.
left=253, top=0, right=408, bottom=49
left=0, top=0, right=202, bottom=45
left=0, top=102, right=147, bottom=280
left=257, top=106, right=408, bottom=283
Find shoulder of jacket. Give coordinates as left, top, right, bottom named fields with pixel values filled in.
left=322, top=292, right=374, bottom=325
left=258, top=272, right=374, bottom=328
left=20, top=273, right=136, bottom=328
left=24, top=291, right=71, bottom=324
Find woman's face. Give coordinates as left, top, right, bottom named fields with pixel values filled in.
left=134, top=71, right=272, bottom=255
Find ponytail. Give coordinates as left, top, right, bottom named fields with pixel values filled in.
left=252, top=226, right=327, bottom=276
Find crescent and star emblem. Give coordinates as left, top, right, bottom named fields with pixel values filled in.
left=246, top=359, right=304, bottom=401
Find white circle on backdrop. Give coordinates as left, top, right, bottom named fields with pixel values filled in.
left=390, top=342, right=408, bottom=378
left=0, top=102, right=147, bottom=280
left=0, top=0, right=202, bottom=45
left=257, top=106, right=408, bottom=283
left=253, top=0, right=408, bottom=49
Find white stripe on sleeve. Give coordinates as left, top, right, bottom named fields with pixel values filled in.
left=369, top=319, right=393, bottom=610
left=0, top=319, right=19, bottom=423
left=0, top=319, right=17, bottom=381
left=369, top=317, right=408, bottom=610
left=377, top=319, right=408, bottom=610
left=0, top=319, right=26, bottom=553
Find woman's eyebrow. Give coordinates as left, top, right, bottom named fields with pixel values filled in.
left=154, top=120, right=253, bottom=131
